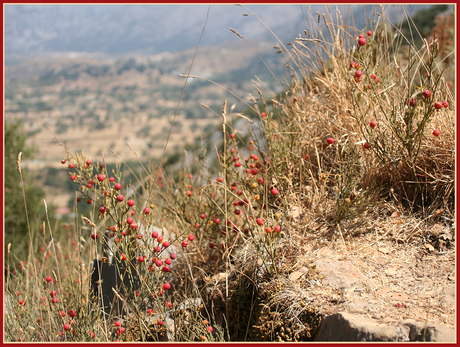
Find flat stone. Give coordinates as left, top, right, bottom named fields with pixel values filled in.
left=313, top=313, right=456, bottom=342
left=313, top=258, right=375, bottom=289
left=402, top=319, right=456, bottom=342
left=347, top=300, right=378, bottom=313
left=442, top=285, right=455, bottom=306
left=314, top=312, right=409, bottom=341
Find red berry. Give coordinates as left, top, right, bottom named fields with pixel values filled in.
left=97, top=174, right=105, bottom=182
left=138, top=256, right=144, bottom=263
left=434, top=102, right=443, bottom=110
left=188, top=234, right=195, bottom=241
left=157, top=320, right=164, bottom=326
left=370, top=73, right=376, bottom=80
left=354, top=70, right=362, bottom=78
left=162, top=266, right=170, bottom=273
left=69, top=310, right=76, bottom=318
left=274, top=225, right=281, bottom=233
left=265, top=227, right=272, bottom=233
left=165, top=258, right=172, bottom=265
left=186, top=190, right=192, bottom=197
left=358, top=37, right=366, bottom=46
left=157, top=236, right=163, bottom=243
left=234, top=162, right=241, bottom=167
left=433, top=129, right=440, bottom=137
left=89, top=332, right=95, bottom=339
left=155, top=259, right=162, bottom=267
left=91, top=233, right=98, bottom=240
left=443, top=101, right=449, bottom=108
left=109, top=177, right=115, bottom=182
left=261, top=112, right=266, bottom=117
left=86, top=159, right=92, bottom=166
left=60, top=310, right=66, bottom=317
left=364, top=142, right=371, bottom=149
left=216, top=177, right=223, bottom=182
left=114, top=321, right=121, bottom=327
left=114, top=183, right=122, bottom=190
left=163, top=283, right=171, bottom=290
left=70, top=175, right=76, bottom=181
left=271, top=188, right=279, bottom=196
left=61, top=159, right=66, bottom=164
left=182, top=241, right=189, bottom=248
left=409, top=98, right=417, bottom=107
left=131, top=223, right=138, bottom=229
left=52, top=297, right=58, bottom=304
left=358, top=34, right=365, bottom=38
left=116, top=195, right=124, bottom=202
left=200, top=214, right=206, bottom=219
left=162, top=241, right=170, bottom=248
left=99, top=206, right=106, bottom=214
left=256, top=218, right=263, bottom=226
left=69, top=163, right=74, bottom=169
left=87, top=199, right=92, bottom=205
left=422, top=89, right=431, bottom=98
left=370, top=121, right=376, bottom=128
left=127, top=217, right=133, bottom=224
left=326, top=137, right=335, bottom=144
left=46, top=276, right=52, bottom=283
left=19, top=299, right=24, bottom=305
left=121, top=254, right=126, bottom=261
left=209, top=242, right=215, bottom=248
left=207, top=326, right=213, bottom=333
left=170, top=253, right=177, bottom=260
left=64, top=324, right=70, bottom=331
left=127, top=199, right=135, bottom=207
left=367, top=30, right=372, bottom=36
left=152, top=231, right=159, bottom=239
left=230, top=134, right=235, bottom=139
left=144, top=207, right=150, bottom=214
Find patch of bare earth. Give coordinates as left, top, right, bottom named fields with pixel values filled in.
left=286, top=216, right=455, bottom=329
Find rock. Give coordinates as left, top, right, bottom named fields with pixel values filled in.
left=402, top=319, right=455, bottom=342
left=441, top=285, right=455, bottom=306
left=313, top=258, right=375, bottom=289
left=314, top=312, right=409, bottom=341
left=346, top=300, right=378, bottom=313
left=176, top=297, right=203, bottom=311
left=313, top=313, right=456, bottom=342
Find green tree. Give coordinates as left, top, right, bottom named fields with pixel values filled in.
left=4, top=119, right=53, bottom=262
left=400, top=5, right=451, bottom=48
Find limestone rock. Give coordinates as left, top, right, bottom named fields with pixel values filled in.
left=314, top=312, right=409, bottom=341
left=313, top=312, right=456, bottom=342
left=313, top=258, right=375, bottom=289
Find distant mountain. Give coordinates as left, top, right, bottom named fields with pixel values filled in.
left=5, top=4, right=431, bottom=57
